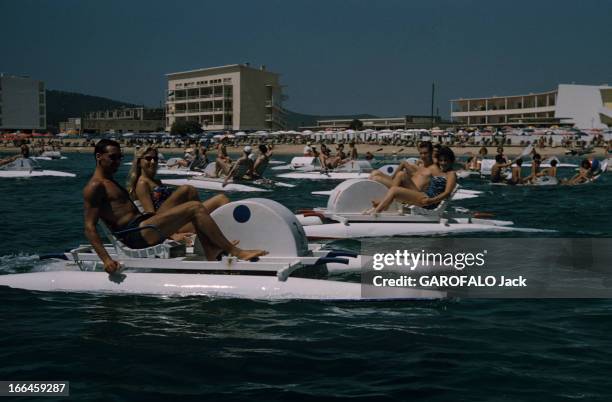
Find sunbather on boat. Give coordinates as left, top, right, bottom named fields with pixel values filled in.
left=0, top=144, right=29, bottom=167
left=222, top=146, right=255, bottom=187
left=251, top=144, right=272, bottom=179
left=84, top=139, right=267, bottom=274
left=506, top=158, right=524, bottom=185
left=562, top=159, right=593, bottom=185
left=538, top=159, right=557, bottom=178
left=370, top=147, right=457, bottom=214
left=523, top=153, right=542, bottom=184
left=369, top=141, right=439, bottom=190
left=214, top=141, right=232, bottom=177
left=490, top=154, right=513, bottom=183
left=127, top=146, right=229, bottom=240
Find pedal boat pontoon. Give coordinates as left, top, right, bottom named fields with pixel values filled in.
left=0, top=158, right=76, bottom=178
left=0, top=198, right=444, bottom=300
left=296, top=179, right=552, bottom=240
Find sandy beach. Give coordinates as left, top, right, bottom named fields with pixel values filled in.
left=1, top=143, right=608, bottom=158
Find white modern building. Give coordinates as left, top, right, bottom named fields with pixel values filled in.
left=450, top=84, right=612, bottom=129
left=0, top=73, right=46, bottom=131
left=165, top=64, right=286, bottom=132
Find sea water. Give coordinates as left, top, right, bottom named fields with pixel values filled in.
left=1, top=152, right=611, bottom=401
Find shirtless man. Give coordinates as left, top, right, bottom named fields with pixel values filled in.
left=252, top=144, right=272, bottom=179
left=222, top=146, right=254, bottom=187
left=507, top=158, right=524, bottom=185
left=539, top=159, right=557, bottom=178
left=369, top=141, right=439, bottom=192
left=83, top=139, right=266, bottom=274
left=524, top=154, right=542, bottom=184
left=0, top=144, right=29, bottom=167
left=490, top=154, right=513, bottom=183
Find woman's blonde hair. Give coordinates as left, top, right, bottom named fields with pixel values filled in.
left=126, top=146, right=157, bottom=198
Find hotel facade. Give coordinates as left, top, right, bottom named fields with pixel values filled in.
left=165, top=64, right=286, bottom=132
left=0, top=74, right=46, bottom=131
left=450, top=84, right=612, bottom=129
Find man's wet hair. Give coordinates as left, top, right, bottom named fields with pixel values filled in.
left=437, top=146, right=455, bottom=164
left=94, top=139, right=120, bottom=158
left=580, top=159, right=591, bottom=169
left=533, top=153, right=542, bottom=161
left=418, top=141, right=433, bottom=153
left=550, top=159, right=558, bottom=167
left=495, top=154, right=505, bottom=163
left=515, top=158, right=523, bottom=166
left=258, top=144, right=267, bottom=154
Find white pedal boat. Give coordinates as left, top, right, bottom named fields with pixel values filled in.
left=273, top=157, right=398, bottom=180
left=296, top=179, right=552, bottom=240
left=0, top=158, right=76, bottom=178
left=490, top=161, right=607, bottom=186
left=164, top=162, right=294, bottom=192
left=0, top=198, right=444, bottom=301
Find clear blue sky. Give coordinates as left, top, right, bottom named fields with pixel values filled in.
left=1, top=0, right=610, bottom=117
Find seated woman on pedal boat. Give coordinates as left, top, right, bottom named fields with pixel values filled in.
left=368, top=147, right=457, bottom=214
left=127, top=146, right=229, bottom=240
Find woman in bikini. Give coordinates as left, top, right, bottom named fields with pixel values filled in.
left=127, top=146, right=229, bottom=238
left=370, top=147, right=457, bottom=214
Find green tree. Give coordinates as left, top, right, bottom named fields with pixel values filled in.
left=349, top=119, right=363, bottom=130
left=170, top=120, right=204, bottom=135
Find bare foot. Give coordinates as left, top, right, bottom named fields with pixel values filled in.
left=233, top=248, right=268, bottom=261
left=362, top=207, right=375, bottom=215
left=205, top=239, right=240, bottom=261
left=371, top=199, right=381, bottom=208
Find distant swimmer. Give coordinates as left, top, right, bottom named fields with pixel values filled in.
left=222, top=146, right=254, bottom=187
left=83, top=139, right=266, bottom=274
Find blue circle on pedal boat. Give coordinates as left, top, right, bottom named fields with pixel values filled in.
left=233, top=205, right=251, bottom=223
left=387, top=166, right=394, bottom=173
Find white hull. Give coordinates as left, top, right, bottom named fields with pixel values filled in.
left=163, top=178, right=269, bottom=192
left=302, top=219, right=551, bottom=239
left=156, top=168, right=203, bottom=176
left=0, top=170, right=76, bottom=178
left=312, top=188, right=482, bottom=201
left=278, top=172, right=371, bottom=180
left=0, top=271, right=443, bottom=300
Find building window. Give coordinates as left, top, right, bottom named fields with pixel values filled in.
left=39, top=82, right=44, bottom=92
left=39, top=106, right=45, bottom=115
left=39, top=94, right=45, bottom=103
left=40, top=117, right=45, bottom=127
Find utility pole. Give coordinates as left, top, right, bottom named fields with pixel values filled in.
left=431, top=82, right=435, bottom=129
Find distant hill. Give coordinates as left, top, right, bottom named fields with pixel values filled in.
left=284, top=110, right=378, bottom=129
left=46, top=90, right=138, bottom=129
left=44, top=89, right=377, bottom=131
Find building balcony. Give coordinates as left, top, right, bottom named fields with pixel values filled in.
left=451, top=105, right=555, bottom=117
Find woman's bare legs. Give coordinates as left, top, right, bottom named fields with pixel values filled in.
left=373, top=186, right=428, bottom=213
left=157, top=186, right=230, bottom=234
left=141, top=201, right=267, bottom=261
left=369, top=170, right=394, bottom=188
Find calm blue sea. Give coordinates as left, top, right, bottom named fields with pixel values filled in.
left=1, top=152, right=611, bottom=401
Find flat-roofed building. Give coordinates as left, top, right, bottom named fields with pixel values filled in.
left=450, top=84, right=612, bottom=129
left=82, top=107, right=164, bottom=133
left=0, top=73, right=46, bottom=131
left=165, top=64, right=286, bottom=131
left=308, top=115, right=443, bottom=130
